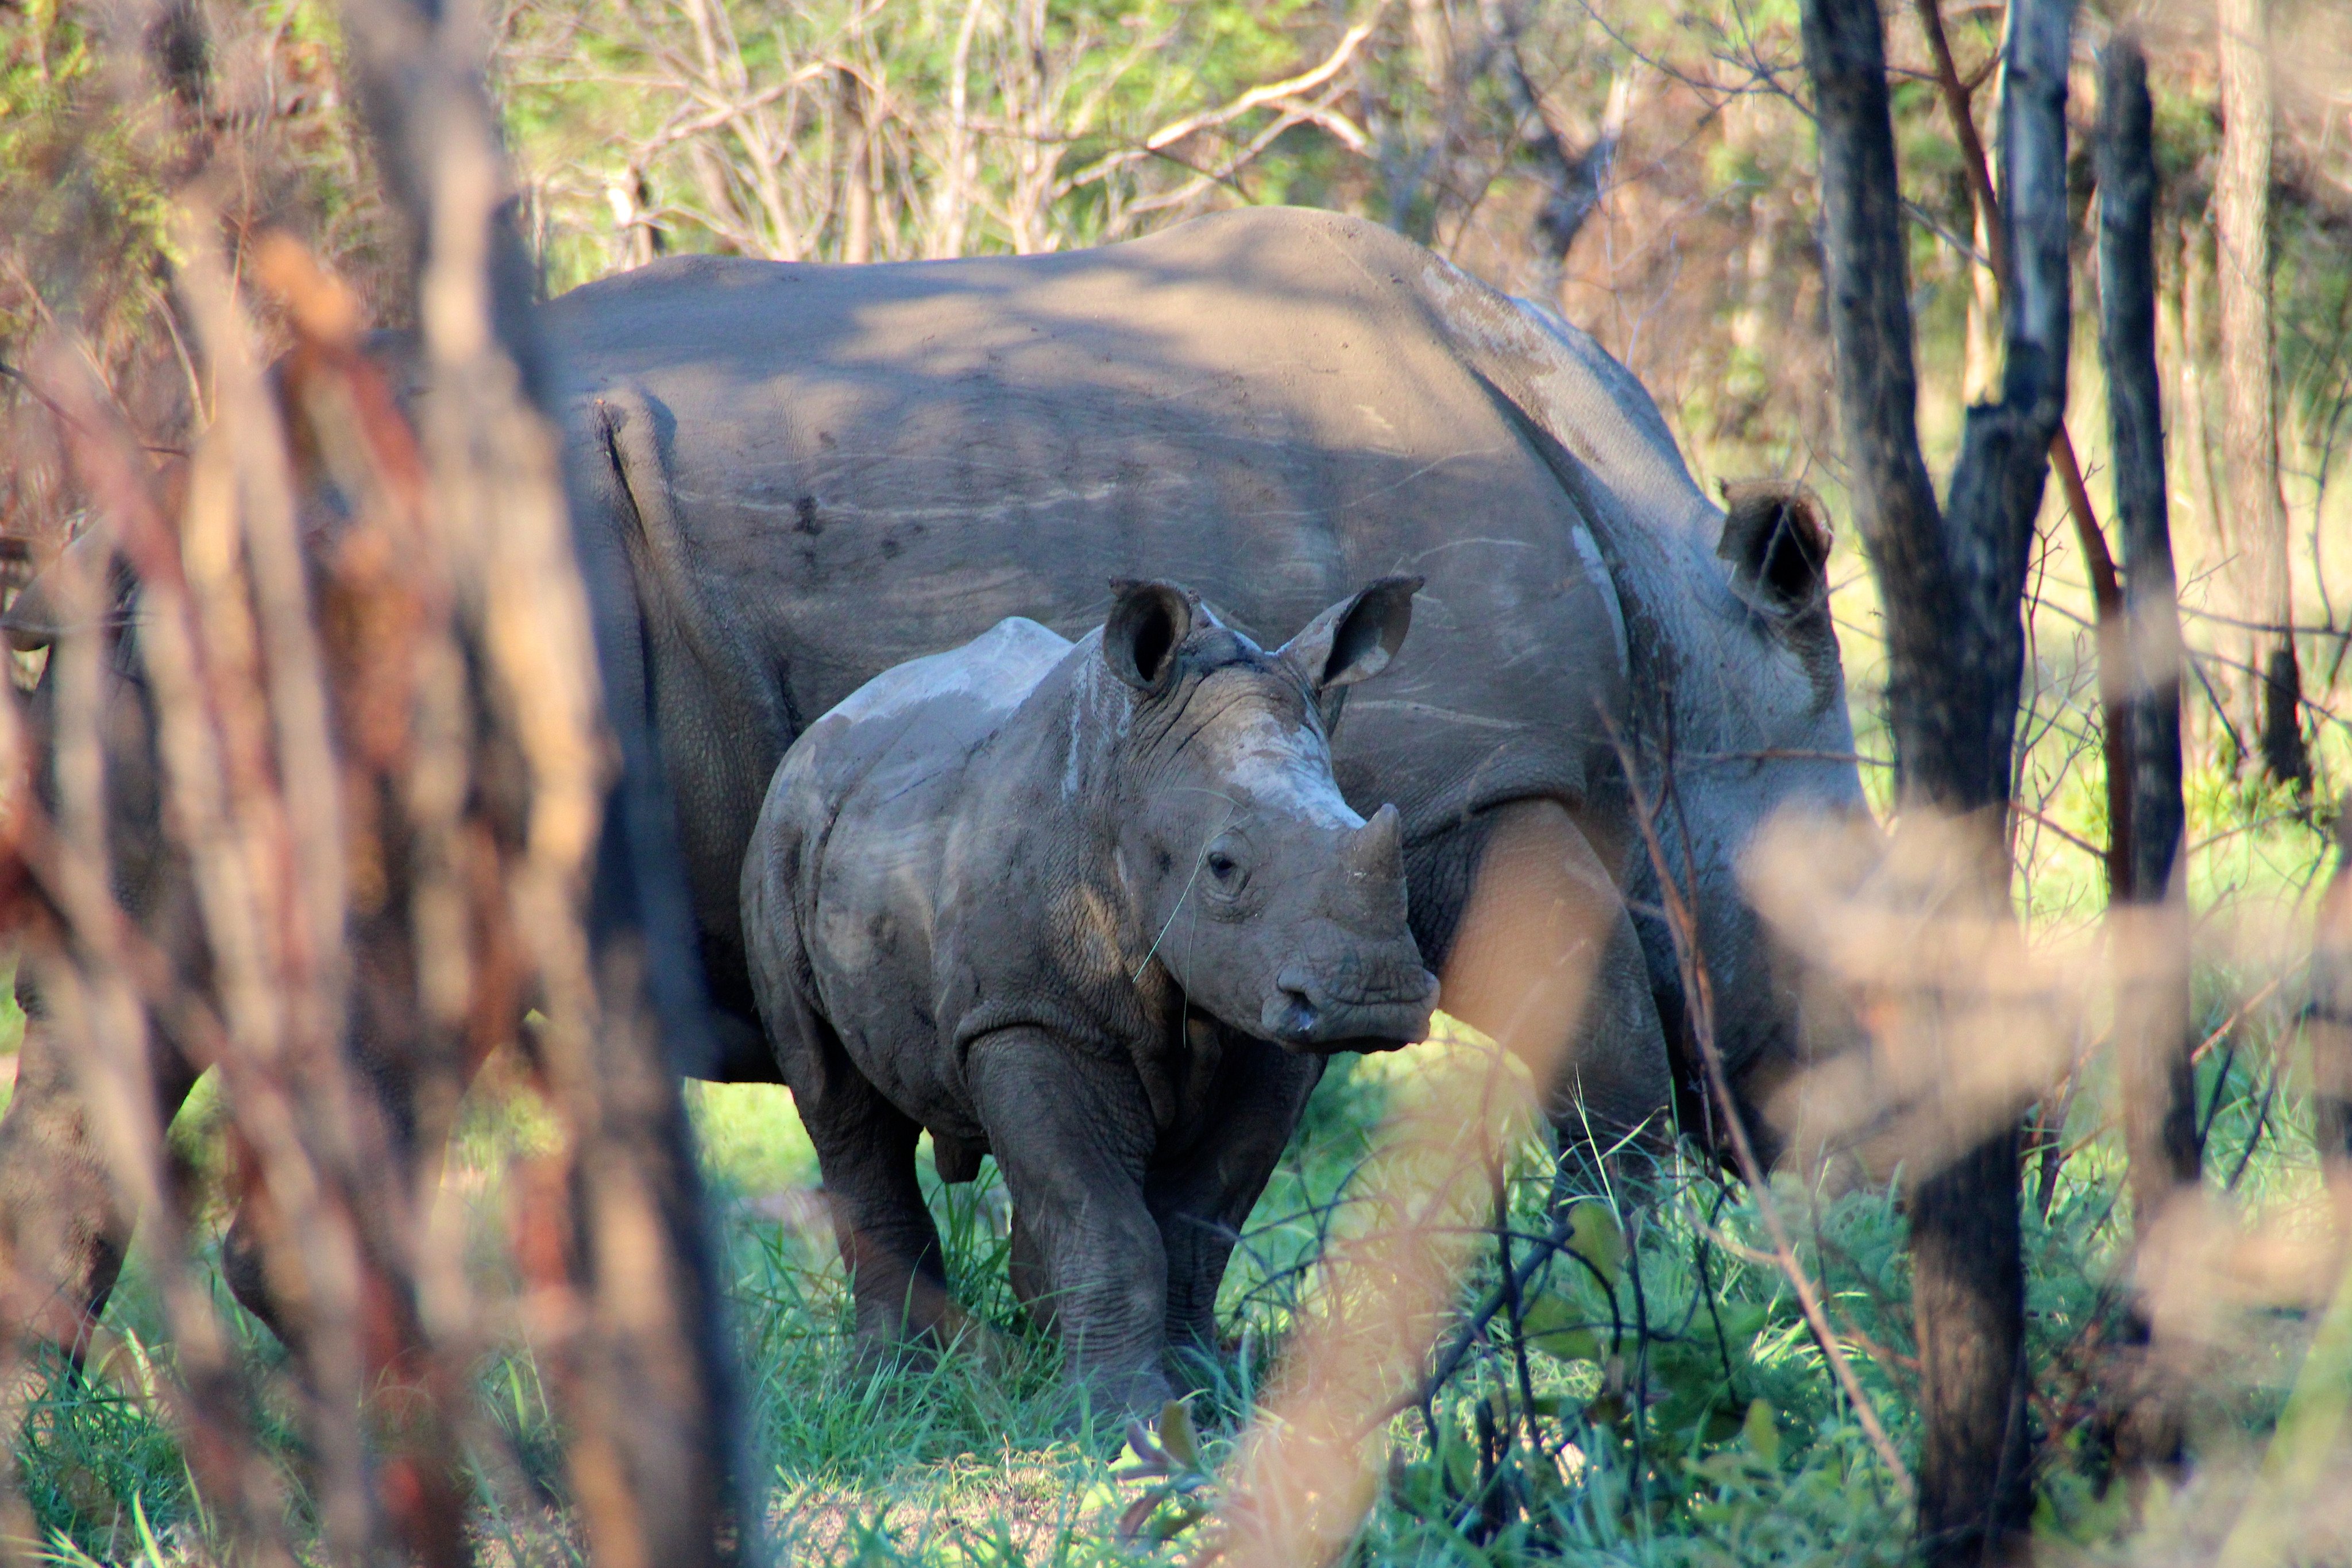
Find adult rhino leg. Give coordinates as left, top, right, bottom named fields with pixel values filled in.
left=0, top=998, right=203, bottom=1401
left=1411, top=800, right=1674, bottom=1162
left=1145, top=1026, right=1324, bottom=1378
left=970, top=1030, right=1169, bottom=1421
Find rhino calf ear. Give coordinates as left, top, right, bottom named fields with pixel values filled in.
left=1281, top=575, right=1422, bottom=694
left=1717, top=482, right=1832, bottom=616
left=1104, top=579, right=1196, bottom=691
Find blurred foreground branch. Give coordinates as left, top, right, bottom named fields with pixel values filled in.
left=0, top=1, right=749, bottom=1562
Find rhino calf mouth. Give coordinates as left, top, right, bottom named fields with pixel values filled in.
left=1262, top=967, right=1440, bottom=1051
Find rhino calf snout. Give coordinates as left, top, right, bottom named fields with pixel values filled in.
left=1265, top=961, right=1439, bottom=1049
left=744, top=575, right=1424, bottom=1417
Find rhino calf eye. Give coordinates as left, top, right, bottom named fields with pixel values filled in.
left=1206, top=852, right=1238, bottom=881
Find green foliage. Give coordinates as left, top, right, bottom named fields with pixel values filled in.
left=12, top=1337, right=198, bottom=1562
left=0, top=4, right=180, bottom=362
left=1108, top=1399, right=1218, bottom=1544
left=8, top=974, right=2345, bottom=1566
left=500, top=0, right=1329, bottom=292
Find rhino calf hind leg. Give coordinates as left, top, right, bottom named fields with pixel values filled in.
left=1145, top=1030, right=1324, bottom=1372
left=806, top=1089, right=953, bottom=1353
left=827, top=1123, right=953, bottom=1355
left=970, top=1031, right=1170, bottom=1419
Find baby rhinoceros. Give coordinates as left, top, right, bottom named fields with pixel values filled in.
left=741, top=577, right=1438, bottom=1415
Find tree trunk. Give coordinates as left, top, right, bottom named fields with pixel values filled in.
left=2215, top=0, right=2308, bottom=789
left=2312, top=806, right=2352, bottom=1216
left=840, top=69, right=875, bottom=265
left=1480, top=0, right=1611, bottom=293
left=2099, top=32, right=2202, bottom=1479
left=1802, top=0, right=2073, bottom=1557
left=2102, top=31, right=2202, bottom=1243
left=2165, top=226, right=2226, bottom=586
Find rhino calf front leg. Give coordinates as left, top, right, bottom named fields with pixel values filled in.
left=1146, top=1029, right=1324, bottom=1368
left=970, top=1031, right=1170, bottom=1418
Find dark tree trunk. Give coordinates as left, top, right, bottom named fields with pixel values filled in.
left=2100, top=36, right=2200, bottom=1209
left=2107, top=36, right=2192, bottom=1212
left=2313, top=810, right=2352, bottom=1188
left=2101, top=29, right=2202, bottom=1221
left=1801, top=0, right=2075, bottom=1557
left=1481, top=0, right=1612, bottom=276
left=2098, top=32, right=2201, bottom=1478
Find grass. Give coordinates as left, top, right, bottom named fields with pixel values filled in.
left=5, top=969, right=2342, bottom=1565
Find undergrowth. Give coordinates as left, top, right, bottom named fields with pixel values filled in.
left=5, top=976, right=2339, bottom=1565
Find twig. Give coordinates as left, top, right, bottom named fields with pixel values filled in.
left=2010, top=804, right=2109, bottom=862
left=1071, top=12, right=1383, bottom=187
left=1611, top=723, right=1917, bottom=1503
left=2190, top=971, right=2291, bottom=1065
left=2179, top=604, right=2352, bottom=643
left=2224, top=1068, right=2278, bottom=1191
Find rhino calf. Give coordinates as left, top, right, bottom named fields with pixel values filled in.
left=741, top=577, right=1436, bottom=1412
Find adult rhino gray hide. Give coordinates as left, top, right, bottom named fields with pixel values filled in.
left=556, top=206, right=1867, bottom=1157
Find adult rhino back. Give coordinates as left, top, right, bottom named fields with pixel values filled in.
left=549, top=206, right=1865, bottom=1150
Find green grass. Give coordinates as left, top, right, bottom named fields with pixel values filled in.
left=9, top=981, right=2339, bottom=1565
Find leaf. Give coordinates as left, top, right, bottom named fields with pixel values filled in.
left=1743, top=1397, right=1781, bottom=1466
left=1157, top=1397, right=1201, bottom=1470
left=1124, top=1417, right=1169, bottom=1472
left=1146, top=1499, right=1209, bottom=1542
left=1519, top=1292, right=1602, bottom=1362
left=1567, top=1200, right=1627, bottom=1287
left=1717, top=1300, right=1771, bottom=1343
left=1116, top=1493, right=1164, bottom=1543
left=1697, top=1401, right=1747, bottom=1446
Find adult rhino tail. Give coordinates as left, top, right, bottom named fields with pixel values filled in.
left=567, top=381, right=801, bottom=1077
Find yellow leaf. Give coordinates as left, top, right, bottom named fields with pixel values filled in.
left=1743, top=1397, right=1780, bottom=1466
left=1521, top=1291, right=1602, bottom=1362
left=1158, top=1397, right=1200, bottom=1470
left=1567, top=1200, right=1627, bottom=1287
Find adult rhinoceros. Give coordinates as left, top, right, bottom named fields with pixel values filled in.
left=551, top=204, right=1867, bottom=1148
left=0, top=206, right=1862, bottom=1369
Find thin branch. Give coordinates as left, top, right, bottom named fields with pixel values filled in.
left=1613, top=725, right=1918, bottom=1504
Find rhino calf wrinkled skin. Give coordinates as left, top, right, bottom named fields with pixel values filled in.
left=741, top=577, right=1437, bottom=1415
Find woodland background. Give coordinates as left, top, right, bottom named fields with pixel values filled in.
left=2, top=0, right=2351, bottom=1563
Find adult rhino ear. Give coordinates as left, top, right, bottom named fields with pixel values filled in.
left=1279, top=575, right=1422, bottom=696
left=1103, top=579, right=1197, bottom=692
left=1717, top=482, right=1832, bottom=617
left=1, top=573, right=66, bottom=652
